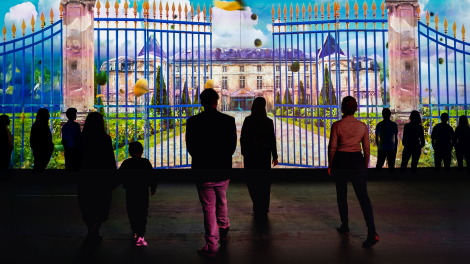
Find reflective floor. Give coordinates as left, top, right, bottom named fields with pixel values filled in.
left=1, top=169, right=469, bottom=264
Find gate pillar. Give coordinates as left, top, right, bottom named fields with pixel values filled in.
left=385, top=0, right=420, bottom=136
left=61, top=0, right=97, bottom=128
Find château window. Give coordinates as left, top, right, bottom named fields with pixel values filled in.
left=175, top=94, right=180, bottom=105
left=222, top=66, right=227, bottom=72
left=240, top=66, right=244, bottom=72
left=222, top=76, right=228, bottom=89
left=206, top=66, right=209, bottom=72
left=175, top=77, right=180, bottom=88
left=287, top=76, right=292, bottom=88
left=307, top=94, right=311, bottom=104
left=239, top=76, right=245, bottom=88
left=257, top=76, right=263, bottom=89
left=257, top=65, right=262, bottom=72
left=306, top=76, right=310, bottom=89
left=275, top=76, right=280, bottom=88
left=305, top=65, right=309, bottom=71
left=276, top=65, right=280, bottom=71
left=175, top=66, right=180, bottom=72
left=194, top=66, right=197, bottom=73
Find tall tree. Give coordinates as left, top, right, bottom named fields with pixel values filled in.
left=275, top=91, right=281, bottom=114
left=180, top=81, right=190, bottom=116
left=317, top=65, right=337, bottom=127
left=94, top=64, right=105, bottom=117
left=282, top=87, right=293, bottom=116
left=151, top=65, right=173, bottom=129
left=295, top=80, right=306, bottom=116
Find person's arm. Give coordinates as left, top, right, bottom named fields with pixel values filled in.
left=420, top=126, right=425, bottom=149
left=402, top=124, right=407, bottom=148
left=270, top=119, right=278, bottom=163
left=362, top=124, right=371, bottom=168
left=375, top=123, right=379, bottom=148
left=229, top=117, right=237, bottom=156
left=431, top=126, right=436, bottom=150
left=185, top=118, right=194, bottom=156
left=240, top=118, right=247, bottom=156
left=328, top=122, right=338, bottom=169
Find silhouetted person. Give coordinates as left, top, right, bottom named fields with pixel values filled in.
left=400, top=110, right=425, bottom=173
left=240, top=97, right=278, bottom=218
left=185, top=88, right=237, bottom=257
left=62, top=108, right=82, bottom=170
left=431, top=112, right=455, bottom=172
left=78, top=112, right=118, bottom=244
left=455, top=115, right=470, bottom=172
left=30, top=108, right=54, bottom=173
left=119, top=141, right=156, bottom=247
left=328, top=96, right=379, bottom=249
left=0, top=115, right=13, bottom=172
left=375, top=108, right=398, bottom=172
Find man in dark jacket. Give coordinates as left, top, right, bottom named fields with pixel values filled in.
left=185, top=88, right=237, bottom=257
left=431, top=112, right=455, bottom=172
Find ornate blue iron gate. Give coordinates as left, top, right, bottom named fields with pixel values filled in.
left=94, top=1, right=211, bottom=168
left=418, top=9, right=469, bottom=163
left=0, top=12, right=63, bottom=169
left=272, top=2, right=388, bottom=168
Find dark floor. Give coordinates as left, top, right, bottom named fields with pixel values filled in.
left=1, top=168, right=470, bottom=264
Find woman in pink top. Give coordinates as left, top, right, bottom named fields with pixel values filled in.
left=328, top=96, right=379, bottom=248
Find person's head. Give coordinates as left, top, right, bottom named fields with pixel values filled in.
left=66, top=108, right=77, bottom=121
left=128, top=141, right=144, bottom=157
left=251, top=97, right=267, bottom=117
left=82, top=112, right=105, bottom=135
left=0, top=115, right=10, bottom=126
left=200, top=88, right=219, bottom=109
left=409, top=110, right=421, bottom=124
left=35, top=108, right=50, bottom=124
left=459, top=115, right=468, bottom=127
left=382, top=108, right=391, bottom=120
left=341, top=96, right=358, bottom=116
left=440, top=112, right=449, bottom=123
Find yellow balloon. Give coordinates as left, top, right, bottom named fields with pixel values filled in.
left=204, top=79, right=214, bottom=89
left=215, top=0, right=243, bottom=11
left=134, top=79, right=149, bottom=97
left=96, top=94, right=105, bottom=98
left=119, top=88, right=126, bottom=94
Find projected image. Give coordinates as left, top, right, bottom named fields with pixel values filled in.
left=0, top=0, right=468, bottom=170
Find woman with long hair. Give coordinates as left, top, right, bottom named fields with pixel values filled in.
left=328, top=96, right=379, bottom=248
left=30, top=108, right=54, bottom=173
left=240, top=97, right=278, bottom=218
left=78, top=112, right=118, bottom=244
left=455, top=115, right=470, bottom=171
left=400, top=110, right=425, bottom=172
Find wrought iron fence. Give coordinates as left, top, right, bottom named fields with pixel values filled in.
left=0, top=9, right=63, bottom=169
left=94, top=0, right=211, bottom=168
left=272, top=1, right=388, bottom=168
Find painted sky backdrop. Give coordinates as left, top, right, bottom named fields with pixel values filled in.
left=1, top=0, right=469, bottom=48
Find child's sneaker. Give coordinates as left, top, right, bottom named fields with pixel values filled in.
left=135, top=237, right=148, bottom=247
left=197, top=244, right=217, bottom=257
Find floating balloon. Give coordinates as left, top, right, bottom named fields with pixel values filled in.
left=16, top=67, right=20, bottom=73
left=96, top=94, right=105, bottom=98
left=96, top=71, right=108, bottom=86
left=290, top=61, right=300, bottom=72
left=251, top=14, right=258, bottom=20
left=170, top=25, right=175, bottom=30
left=6, top=86, right=13, bottom=95
left=439, top=58, right=444, bottom=65
left=119, top=88, right=126, bottom=94
left=254, top=39, right=262, bottom=47
left=215, top=0, right=245, bottom=11
left=174, top=15, right=178, bottom=19
left=430, top=12, right=434, bottom=17
left=134, top=79, right=149, bottom=97
left=204, top=79, right=214, bottom=89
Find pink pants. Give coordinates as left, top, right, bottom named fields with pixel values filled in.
left=196, top=180, right=230, bottom=250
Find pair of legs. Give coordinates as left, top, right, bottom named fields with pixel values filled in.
left=376, top=149, right=397, bottom=172
left=246, top=181, right=271, bottom=216
left=32, top=149, right=53, bottom=173
left=77, top=185, right=112, bottom=241
left=64, top=148, right=82, bottom=170
left=332, top=152, right=375, bottom=230
left=456, top=148, right=470, bottom=171
left=196, top=180, right=230, bottom=252
left=434, top=149, right=452, bottom=172
left=126, top=188, right=149, bottom=238
left=400, top=146, right=422, bottom=172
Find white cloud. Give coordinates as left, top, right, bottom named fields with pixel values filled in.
left=4, top=2, right=38, bottom=30
left=211, top=6, right=268, bottom=49
left=38, top=0, right=61, bottom=23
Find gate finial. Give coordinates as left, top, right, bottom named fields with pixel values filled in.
left=115, top=0, right=119, bottom=28
left=40, top=11, right=45, bottom=30
left=209, top=4, right=212, bottom=32
left=12, top=23, right=16, bottom=39
left=184, top=3, right=188, bottom=30
left=320, top=2, right=324, bottom=30
left=166, top=2, right=169, bottom=20
left=354, top=1, right=358, bottom=29
left=302, top=4, right=305, bottom=32
left=462, top=24, right=466, bottom=42
left=160, top=1, right=163, bottom=29
left=272, top=5, right=275, bottom=32
left=21, top=20, right=26, bottom=37
left=426, top=10, right=429, bottom=26
left=197, top=3, right=200, bottom=32
left=203, top=4, right=206, bottom=32
left=179, top=3, right=182, bottom=30
left=278, top=4, right=281, bottom=23
left=2, top=26, right=6, bottom=42
left=434, top=13, right=438, bottom=31
left=191, top=4, right=194, bottom=31
left=417, top=4, right=420, bottom=21
left=124, top=0, right=128, bottom=28
left=31, top=15, right=35, bottom=33
left=133, top=0, right=138, bottom=28
left=290, top=3, right=293, bottom=31
left=345, top=1, right=349, bottom=29
left=363, top=1, right=367, bottom=29
left=381, top=1, right=385, bottom=29
left=314, top=3, right=317, bottom=30
left=444, top=17, right=448, bottom=34
left=296, top=3, right=299, bottom=32
left=372, top=1, right=376, bottom=19
left=308, top=3, right=311, bottom=31
left=60, top=3, right=63, bottom=20
left=105, top=0, right=110, bottom=28
left=453, top=21, right=457, bottom=38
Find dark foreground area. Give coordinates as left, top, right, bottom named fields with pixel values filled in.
left=1, top=168, right=470, bottom=264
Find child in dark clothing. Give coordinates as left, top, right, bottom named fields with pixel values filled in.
left=61, top=108, right=82, bottom=170
left=119, top=141, right=156, bottom=246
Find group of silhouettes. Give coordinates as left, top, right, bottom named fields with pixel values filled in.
left=1, top=88, right=470, bottom=257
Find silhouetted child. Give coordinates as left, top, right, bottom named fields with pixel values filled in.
left=375, top=108, right=398, bottom=172
left=455, top=115, right=470, bottom=171
left=119, top=141, right=155, bottom=247
left=61, top=108, right=82, bottom=170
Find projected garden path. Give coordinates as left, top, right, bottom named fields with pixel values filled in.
left=146, top=111, right=377, bottom=168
